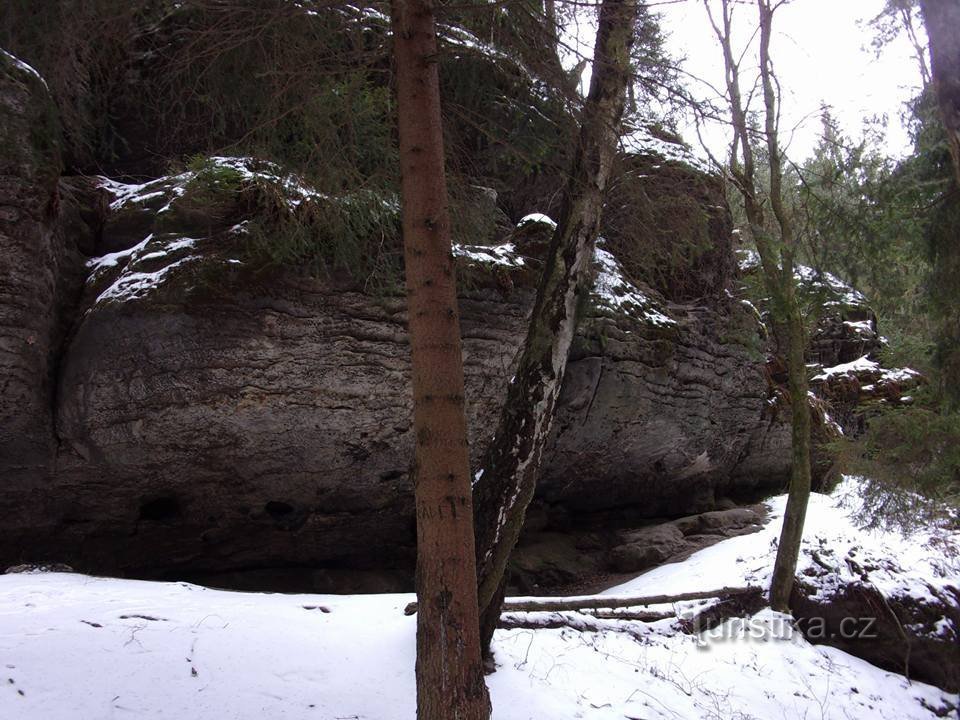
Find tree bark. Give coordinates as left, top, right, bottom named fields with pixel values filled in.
left=756, top=0, right=813, bottom=613
left=920, top=0, right=960, bottom=187
left=705, top=0, right=812, bottom=612
left=472, top=0, right=639, bottom=657
left=390, top=1, right=490, bottom=717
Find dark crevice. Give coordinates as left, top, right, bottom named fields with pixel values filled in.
left=139, top=496, right=181, bottom=523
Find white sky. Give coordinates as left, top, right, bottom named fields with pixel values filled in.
left=654, top=0, right=928, bottom=161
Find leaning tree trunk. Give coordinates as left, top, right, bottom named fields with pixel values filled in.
left=706, top=0, right=812, bottom=610
left=920, top=0, right=960, bottom=187
left=472, top=0, right=638, bottom=656
left=390, top=1, right=490, bottom=717
left=768, top=286, right=812, bottom=610
left=757, top=0, right=812, bottom=611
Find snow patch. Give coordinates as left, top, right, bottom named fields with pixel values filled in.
left=453, top=242, right=524, bottom=268
left=86, top=234, right=200, bottom=305
left=517, top=213, right=557, bottom=229
left=95, top=257, right=196, bottom=305
left=623, top=125, right=709, bottom=172
left=1, top=49, right=47, bottom=88
left=592, top=247, right=674, bottom=326
left=738, top=249, right=867, bottom=307
left=812, top=354, right=921, bottom=386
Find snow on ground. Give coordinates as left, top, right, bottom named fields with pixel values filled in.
left=605, top=478, right=957, bottom=623
left=1, top=481, right=955, bottom=719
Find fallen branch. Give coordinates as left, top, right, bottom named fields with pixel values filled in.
left=498, top=608, right=673, bottom=628
left=501, top=586, right=762, bottom=613
left=404, top=586, right=761, bottom=616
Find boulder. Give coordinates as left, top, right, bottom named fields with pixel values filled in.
left=791, top=537, right=960, bottom=693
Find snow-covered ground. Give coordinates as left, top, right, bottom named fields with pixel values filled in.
left=1, top=482, right=956, bottom=719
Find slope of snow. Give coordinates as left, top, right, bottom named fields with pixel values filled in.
left=1, top=570, right=952, bottom=720
left=605, top=478, right=958, bottom=636
left=1, top=479, right=955, bottom=720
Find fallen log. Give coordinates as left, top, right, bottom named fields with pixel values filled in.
left=404, top=586, right=762, bottom=616
left=501, top=586, right=762, bottom=613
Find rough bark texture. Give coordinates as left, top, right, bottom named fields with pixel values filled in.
left=390, top=2, right=490, bottom=716
left=471, top=0, right=639, bottom=652
left=920, top=0, right=960, bottom=187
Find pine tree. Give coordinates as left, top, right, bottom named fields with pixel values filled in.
left=390, top=0, right=490, bottom=716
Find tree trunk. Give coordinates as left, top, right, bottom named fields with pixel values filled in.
left=756, top=0, right=813, bottom=612
left=920, top=0, right=960, bottom=187
left=706, top=0, right=812, bottom=611
left=472, top=0, right=638, bottom=656
left=390, top=1, right=490, bottom=717
left=768, top=300, right=812, bottom=610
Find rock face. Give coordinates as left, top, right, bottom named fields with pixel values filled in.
left=3, top=56, right=895, bottom=593
left=0, top=51, right=89, bottom=551
left=540, top=303, right=769, bottom=517
left=0, top=134, right=784, bottom=583
left=507, top=504, right=768, bottom=595
left=0, top=51, right=64, bottom=470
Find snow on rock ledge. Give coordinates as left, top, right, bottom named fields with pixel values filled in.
left=812, top=354, right=924, bottom=406
left=591, top=246, right=675, bottom=326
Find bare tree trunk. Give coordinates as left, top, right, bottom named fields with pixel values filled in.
left=472, top=0, right=639, bottom=656
left=705, top=0, right=812, bottom=612
left=920, top=0, right=960, bottom=187
left=756, top=0, right=812, bottom=612
left=390, top=1, right=490, bottom=716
